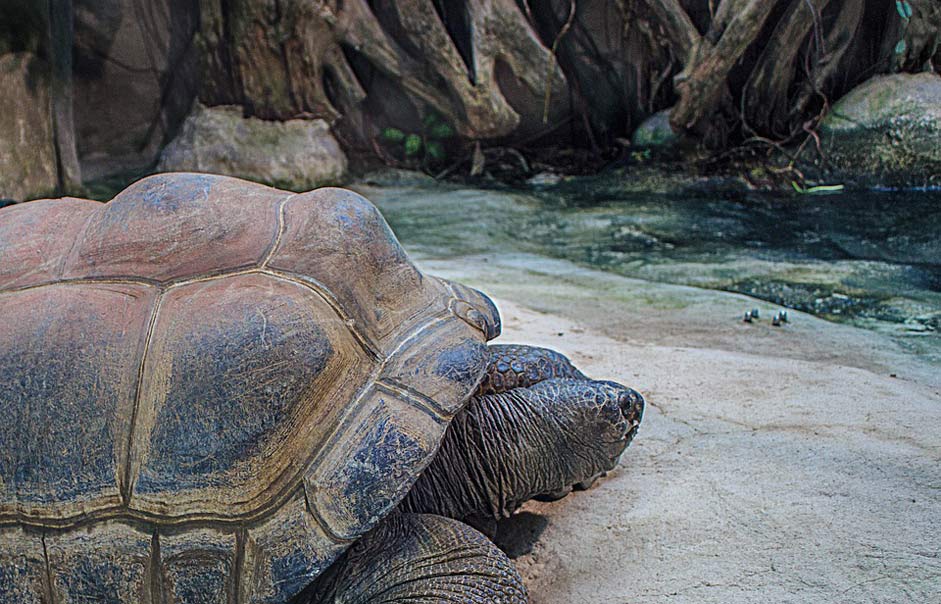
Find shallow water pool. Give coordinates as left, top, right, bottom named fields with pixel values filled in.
left=357, top=174, right=941, bottom=360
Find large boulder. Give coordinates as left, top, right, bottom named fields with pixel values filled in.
left=158, top=104, right=347, bottom=189
left=818, top=72, right=941, bottom=188
left=0, top=53, right=58, bottom=201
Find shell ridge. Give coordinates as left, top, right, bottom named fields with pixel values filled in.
left=233, top=528, right=247, bottom=604
left=300, top=485, right=352, bottom=546
left=379, top=313, right=449, bottom=364
left=120, top=289, right=165, bottom=505
left=260, top=192, right=295, bottom=268
left=374, top=378, right=450, bottom=421
left=146, top=530, right=162, bottom=604
left=162, top=267, right=264, bottom=289
left=54, top=201, right=99, bottom=285
left=298, top=376, right=382, bottom=500
left=40, top=532, right=56, bottom=604
left=260, top=268, right=382, bottom=361
left=0, top=486, right=308, bottom=530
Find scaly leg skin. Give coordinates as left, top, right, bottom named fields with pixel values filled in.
left=476, top=344, right=587, bottom=395
left=303, top=513, right=527, bottom=604
left=401, top=344, right=644, bottom=521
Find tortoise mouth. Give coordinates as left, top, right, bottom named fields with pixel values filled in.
left=597, top=383, right=645, bottom=461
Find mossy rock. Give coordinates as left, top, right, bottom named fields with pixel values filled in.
left=819, top=73, right=941, bottom=188
left=630, top=109, right=678, bottom=149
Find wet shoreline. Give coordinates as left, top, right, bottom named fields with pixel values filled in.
left=353, top=174, right=941, bottom=364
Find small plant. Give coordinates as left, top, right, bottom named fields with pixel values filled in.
left=381, top=113, right=454, bottom=165
left=895, top=1, right=914, bottom=55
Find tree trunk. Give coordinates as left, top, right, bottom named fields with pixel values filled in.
left=670, top=0, right=778, bottom=137
left=44, top=0, right=82, bottom=193
left=792, top=0, right=864, bottom=117
left=742, top=0, right=830, bottom=137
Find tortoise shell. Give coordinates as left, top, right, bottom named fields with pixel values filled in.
left=0, top=173, right=500, bottom=603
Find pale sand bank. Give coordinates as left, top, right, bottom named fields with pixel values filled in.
left=420, top=253, right=941, bottom=603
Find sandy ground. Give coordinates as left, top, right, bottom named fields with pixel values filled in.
left=419, top=253, right=941, bottom=603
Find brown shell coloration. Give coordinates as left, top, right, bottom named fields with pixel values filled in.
left=0, top=173, right=500, bottom=604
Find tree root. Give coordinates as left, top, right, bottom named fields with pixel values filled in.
left=198, top=0, right=566, bottom=141
left=671, top=0, right=777, bottom=137
left=742, top=0, right=830, bottom=137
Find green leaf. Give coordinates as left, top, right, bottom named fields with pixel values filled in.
left=804, top=184, right=845, bottom=194
left=426, top=141, right=445, bottom=160
left=895, top=39, right=907, bottom=55
left=896, top=0, right=913, bottom=19
left=792, top=181, right=845, bottom=195
left=428, top=122, right=454, bottom=139
left=382, top=127, right=405, bottom=142
left=422, top=113, right=439, bottom=127
left=902, top=0, right=912, bottom=19
left=404, top=134, right=423, bottom=156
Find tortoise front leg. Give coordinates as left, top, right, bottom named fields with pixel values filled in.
left=304, top=513, right=526, bottom=603
left=401, top=345, right=644, bottom=521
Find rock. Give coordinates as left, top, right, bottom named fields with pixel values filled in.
left=630, top=109, right=678, bottom=149
left=158, top=104, right=347, bottom=190
left=819, top=72, right=941, bottom=188
left=358, top=168, right=438, bottom=188
left=0, top=53, right=58, bottom=201
left=526, top=171, right=563, bottom=187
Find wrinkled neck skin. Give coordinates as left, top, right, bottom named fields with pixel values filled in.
left=401, top=384, right=627, bottom=520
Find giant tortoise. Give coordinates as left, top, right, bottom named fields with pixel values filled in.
left=0, top=173, right=644, bottom=603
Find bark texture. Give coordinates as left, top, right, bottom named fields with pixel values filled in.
left=742, top=0, right=831, bottom=136
left=0, top=53, right=59, bottom=200
left=44, top=0, right=82, bottom=191
left=197, top=0, right=567, bottom=141
left=71, top=0, right=199, bottom=180
left=670, top=0, right=777, bottom=137
left=4, top=0, right=941, bottom=186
